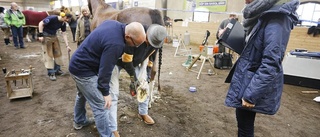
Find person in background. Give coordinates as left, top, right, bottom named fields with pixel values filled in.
left=69, top=20, right=146, bottom=137
left=108, top=24, right=167, bottom=137
left=38, top=12, right=72, bottom=81
left=4, top=2, right=25, bottom=49
left=224, top=0, right=299, bottom=136
left=0, top=7, right=11, bottom=46
left=69, top=10, right=78, bottom=43
left=216, top=13, right=237, bottom=53
left=75, top=5, right=92, bottom=47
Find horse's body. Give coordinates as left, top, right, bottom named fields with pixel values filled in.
left=88, top=0, right=164, bottom=107
left=88, top=0, right=164, bottom=29
left=22, top=10, right=50, bottom=27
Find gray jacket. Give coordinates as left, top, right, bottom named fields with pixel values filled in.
left=0, top=13, right=9, bottom=28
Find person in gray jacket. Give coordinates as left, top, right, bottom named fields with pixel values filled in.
left=224, top=0, right=299, bottom=136
left=75, top=5, right=92, bottom=47
left=0, top=7, right=11, bottom=46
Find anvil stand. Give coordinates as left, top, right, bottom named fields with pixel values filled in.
left=187, top=30, right=216, bottom=79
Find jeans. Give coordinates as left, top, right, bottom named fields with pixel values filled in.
left=236, top=108, right=256, bottom=137
left=108, top=65, right=149, bottom=132
left=72, top=74, right=113, bottom=137
left=47, top=62, right=60, bottom=76
left=10, top=26, right=24, bottom=48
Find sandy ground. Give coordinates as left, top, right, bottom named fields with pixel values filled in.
left=0, top=30, right=319, bottom=137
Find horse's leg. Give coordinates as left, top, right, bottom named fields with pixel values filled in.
left=148, top=52, right=159, bottom=108
left=88, top=0, right=105, bottom=17
left=24, top=27, right=31, bottom=42
left=30, top=27, right=36, bottom=40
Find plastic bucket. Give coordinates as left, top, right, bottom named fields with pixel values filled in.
left=199, top=45, right=204, bottom=52
left=207, top=46, right=213, bottom=55
left=213, top=46, right=219, bottom=53
left=172, top=39, right=179, bottom=47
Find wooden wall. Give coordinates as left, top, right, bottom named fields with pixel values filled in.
left=288, top=27, right=320, bottom=52
left=171, top=22, right=320, bottom=52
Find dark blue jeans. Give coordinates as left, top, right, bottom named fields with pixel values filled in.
left=47, top=62, right=60, bottom=76
left=236, top=108, right=256, bottom=137
left=10, top=26, right=24, bottom=48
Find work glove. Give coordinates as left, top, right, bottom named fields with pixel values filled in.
left=129, top=76, right=140, bottom=96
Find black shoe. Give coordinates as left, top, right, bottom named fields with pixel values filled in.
left=20, top=46, right=25, bottom=49
left=55, top=70, right=65, bottom=76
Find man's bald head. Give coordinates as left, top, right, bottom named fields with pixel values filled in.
left=125, top=22, right=146, bottom=47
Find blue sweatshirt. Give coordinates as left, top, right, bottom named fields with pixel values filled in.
left=69, top=20, right=126, bottom=96
left=42, top=15, right=66, bottom=35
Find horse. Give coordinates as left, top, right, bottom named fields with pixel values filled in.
left=88, top=0, right=164, bottom=107
left=22, top=7, right=71, bottom=42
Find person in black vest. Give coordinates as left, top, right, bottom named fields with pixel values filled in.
left=216, top=14, right=237, bottom=53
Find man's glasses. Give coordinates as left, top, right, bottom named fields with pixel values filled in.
left=130, top=36, right=139, bottom=47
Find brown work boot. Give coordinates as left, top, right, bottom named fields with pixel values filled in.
left=113, top=131, right=120, bottom=137
left=138, top=114, right=155, bottom=125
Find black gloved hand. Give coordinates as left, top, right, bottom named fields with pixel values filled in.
left=129, top=76, right=140, bottom=96
left=130, top=75, right=140, bottom=86
left=129, top=82, right=137, bottom=96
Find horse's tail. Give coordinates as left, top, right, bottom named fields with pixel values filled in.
left=157, top=47, right=162, bottom=91
left=88, top=1, right=92, bottom=16
left=149, top=9, right=164, bottom=26
left=148, top=9, right=164, bottom=91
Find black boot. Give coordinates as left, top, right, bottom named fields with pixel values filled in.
left=4, top=38, right=10, bottom=45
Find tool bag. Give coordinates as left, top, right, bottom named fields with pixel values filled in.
left=214, top=52, right=233, bottom=69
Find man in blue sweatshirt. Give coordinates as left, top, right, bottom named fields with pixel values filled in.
left=38, top=12, right=72, bottom=81
left=69, top=20, right=146, bottom=137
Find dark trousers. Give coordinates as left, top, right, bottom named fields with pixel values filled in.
left=10, top=26, right=24, bottom=48
left=218, top=43, right=225, bottom=53
left=70, top=27, right=76, bottom=42
left=236, top=108, right=256, bottom=137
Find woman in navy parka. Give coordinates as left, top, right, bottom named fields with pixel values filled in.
left=224, top=0, right=299, bottom=136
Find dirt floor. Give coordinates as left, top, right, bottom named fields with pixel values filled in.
left=0, top=30, right=319, bottom=137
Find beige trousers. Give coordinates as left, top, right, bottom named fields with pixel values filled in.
left=41, top=36, right=63, bottom=69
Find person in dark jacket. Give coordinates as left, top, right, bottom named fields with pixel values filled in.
left=224, top=0, right=299, bottom=136
left=69, top=12, right=78, bottom=43
left=216, top=13, right=237, bottom=53
left=69, top=20, right=146, bottom=137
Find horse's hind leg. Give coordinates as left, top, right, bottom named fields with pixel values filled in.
left=148, top=80, right=155, bottom=108
left=30, top=27, right=36, bottom=40
left=24, top=27, right=32, bottom=42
